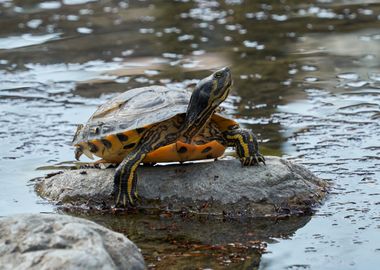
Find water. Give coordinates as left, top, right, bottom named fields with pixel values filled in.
left=0, top=0, right=379, bottom=269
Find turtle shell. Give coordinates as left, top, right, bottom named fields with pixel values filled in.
left=73, top=86, right=191, bottom=145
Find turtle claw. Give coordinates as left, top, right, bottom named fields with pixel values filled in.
left=113, top=194, right=128, bottom=209
left=133, top=191, right=141, bottom=203
left=113, top=188, right=141, bottom=209
left=113, top=193, right=136, bottom=209
left=258, top=154, right=266, bottom=165
left=240, top=153, right=266, bottom=166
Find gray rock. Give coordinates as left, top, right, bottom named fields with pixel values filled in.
left=0, top=214, right=145, bottom=270
left=35, top=157, right=328, bottom=217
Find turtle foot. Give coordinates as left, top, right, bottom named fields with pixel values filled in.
left=240, top=153, right=266, bottom=166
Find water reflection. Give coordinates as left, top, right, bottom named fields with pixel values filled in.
left=0, top=0, right=380, bottom=269
left=0, top=33, right=61, bottom=49
left=66, top=210, right=311, bottom=269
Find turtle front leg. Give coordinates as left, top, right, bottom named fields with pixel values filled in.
left=113, top=116, right=187, bottom=208
left=114, top=150, right=147, bottom=208
left=223, top=127, right=265, bottom=166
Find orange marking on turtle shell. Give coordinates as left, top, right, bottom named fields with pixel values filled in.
left=143, top=140, right=225, bottom=163
left=122, top=130, right=141, bottom=145
left=143, top=143, right=179, bottom=163
left=85, top=130, right=142, bottom=163
left=211, top=114, right=238, bottom=132
left=88, top=140, right=103, bottom=154
left=105, top=134, right=122, bottom=149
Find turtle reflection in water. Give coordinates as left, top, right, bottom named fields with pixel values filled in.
left=73, top=67, right=265, bottom=208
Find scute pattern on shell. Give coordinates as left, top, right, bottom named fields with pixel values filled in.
left=73, top=86, right=191, bottom=145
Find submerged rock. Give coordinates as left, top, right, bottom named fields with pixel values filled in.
left=35, top=157, right=328, bottom=217
left=0, top=213, right=145, bottom=270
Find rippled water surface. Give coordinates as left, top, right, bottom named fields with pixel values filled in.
left=1, top=0, right=380, bottom=269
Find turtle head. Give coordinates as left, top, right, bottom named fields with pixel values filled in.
left=183, top=67, right=232, bottom=138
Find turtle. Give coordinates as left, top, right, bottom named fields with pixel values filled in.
left=72, top=67, right=265, bottom=208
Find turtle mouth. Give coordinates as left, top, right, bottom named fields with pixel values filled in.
left=225, top=77, right=232, bottom=89
left=220, top=71, right=233, bottom=100
left=222, top=67, right=232, bottom=90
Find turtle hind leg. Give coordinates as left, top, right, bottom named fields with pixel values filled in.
left=113, top=150, right=146, bottom=208
left=223, top=127, right=265, bottom=166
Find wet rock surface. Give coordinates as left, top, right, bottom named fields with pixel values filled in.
left=35, top=157, right=328, bottom=217
left=0, top=213, right=145, bottom=270
left=1, top=0, right=379, bottom=268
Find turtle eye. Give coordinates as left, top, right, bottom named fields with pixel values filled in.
left=214, top=72, right=223, bottom=78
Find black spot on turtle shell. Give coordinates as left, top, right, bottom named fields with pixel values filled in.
left=116, top=133, right=128, bottom=142
left=201, top=146, right=212, bottom=153
left=123, top=143, right=136, bottom=149
left=101, top=139, right=112, bottom=149
left=136, top=127, right=145, bottom=134
left=178, top=146, right=187, bottom=153
left=88, top=142, right=98, bottom=153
